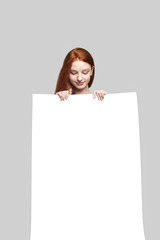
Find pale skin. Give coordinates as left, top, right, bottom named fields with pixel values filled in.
left=56, top=60, right=107, bottom=101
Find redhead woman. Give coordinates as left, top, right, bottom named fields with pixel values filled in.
left=54, top=47, right=107, bottom=101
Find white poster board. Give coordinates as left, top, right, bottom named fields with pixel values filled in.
left=31, top=92, right=145, bottom=240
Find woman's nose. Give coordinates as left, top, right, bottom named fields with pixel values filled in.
left=77, top=73, right=82, bottom=80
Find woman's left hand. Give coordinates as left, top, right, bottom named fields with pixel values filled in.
left=93, top=90, right=107, bottom=101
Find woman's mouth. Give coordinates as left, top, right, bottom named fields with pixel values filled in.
left=76, top=82, right=84, bottom=85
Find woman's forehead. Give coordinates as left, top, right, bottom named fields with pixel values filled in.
left=71, top=60, right=91, bottom=70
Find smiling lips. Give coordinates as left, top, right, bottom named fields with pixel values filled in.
left=76, top=82, right=84, bottom=85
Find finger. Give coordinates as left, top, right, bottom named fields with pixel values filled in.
left=99, top=92, right=102, bottom=100
left=95, top=92, right=99, bottom=100
left=100, top=92, right=103, bottom=100
left=93, top=90, right=97, bottom=99
left=97, top=93, right=101, bottom=100
left=69, top=88, right=72, bottom=95
left=62, top=95, right=66, bottom=101
left=99, top=90, right=107, bottom=95
left=66, top=91, right=70, bottom=99
left=61, top=93, right=66, bottom=100
left=101, top=96, right=104, bottom=101
left=58, top=95, right=62, bottom=101
left=58, top=92, right=62, bottom=97
left=98, top=93, right=101, bottom=101
left=60, top=95, right=63, bottom=101
left=94, top=91, right=102, bottom=100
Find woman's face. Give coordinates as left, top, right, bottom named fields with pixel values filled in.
left=69, top=60, right=94, bottom=91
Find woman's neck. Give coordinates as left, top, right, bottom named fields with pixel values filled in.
left=72, top=86, right=91, bottom=95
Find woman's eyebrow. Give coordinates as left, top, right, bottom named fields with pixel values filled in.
left=70, top=68, right=90, bottom=71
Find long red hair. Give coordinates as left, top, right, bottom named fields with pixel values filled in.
left=54, top=47, right=95, bottom=94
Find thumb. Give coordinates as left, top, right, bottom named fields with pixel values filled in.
left=93, top=90, right=96, bottom=98
left=69, top=88, right=72, bottom=94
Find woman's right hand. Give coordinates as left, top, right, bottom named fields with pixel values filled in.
left=55, top=88, right=72, bottom=101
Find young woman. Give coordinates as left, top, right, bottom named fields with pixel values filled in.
left=54, top=47, right=107, bottom=101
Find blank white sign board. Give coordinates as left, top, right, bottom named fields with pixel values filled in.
left=31, top=92, right=145, bottom=240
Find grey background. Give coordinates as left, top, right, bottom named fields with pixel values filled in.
left=0, top=0, right=159, bottom=239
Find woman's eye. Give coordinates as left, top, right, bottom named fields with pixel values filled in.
left=83, top=72, right=88, bottom=75
left=70, top=71, right=89, bottom=75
